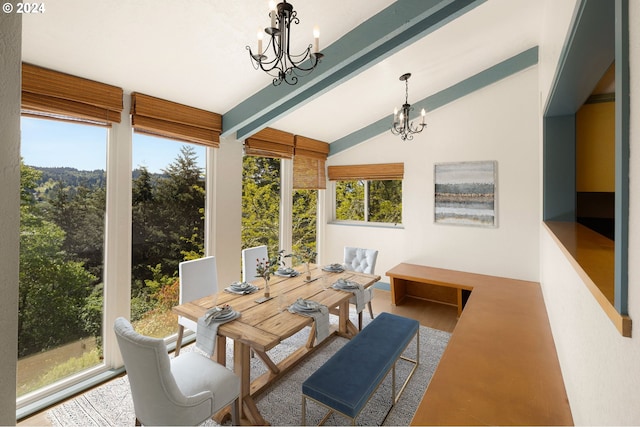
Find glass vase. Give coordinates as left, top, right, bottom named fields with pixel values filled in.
left=264, top=276, right=270, bottom=298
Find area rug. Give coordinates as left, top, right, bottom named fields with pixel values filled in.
left=47, top=313, right=450, bottom=426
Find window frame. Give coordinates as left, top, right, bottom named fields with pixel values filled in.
left=330, top=178, right=404, bottom=228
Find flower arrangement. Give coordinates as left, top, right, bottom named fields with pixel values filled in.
left=256, top=256, right=277, bottom=297
left=293, top=246, right=317, bottom=280
left=293, top=246, right=317, bottom=265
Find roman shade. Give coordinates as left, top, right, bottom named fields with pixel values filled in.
left=130, top=92, right=222, bottom=148
left=293, top=135, right=329, bottom=190
left=327, top=163, right=404, bottom=181
left=21, top=63, right=123, bottom=125
left=244, top=128, right=294, bottom=159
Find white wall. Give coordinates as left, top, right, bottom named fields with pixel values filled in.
left=324, top=66, right=540, bottom=283
left=539, top=1, right=640, bottom=424
left=0, top=12, right=21, bottom=425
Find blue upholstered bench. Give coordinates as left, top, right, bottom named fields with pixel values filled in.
left=301, top=312, right=420, bottom=425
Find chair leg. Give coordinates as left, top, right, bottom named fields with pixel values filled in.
left=367, top=301, right=374, bottom=320
left=358, top=311, right=363, bottom=331
left=135, top=417, right=141, bottom=426
left=175, top=325, right=185, bottom=356
left=230, top=397, right=240, bottom=426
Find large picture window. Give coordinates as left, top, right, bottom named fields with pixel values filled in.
left=131, top=134, right=206, bottom=339
left=18, top=117, right=108, bottom=397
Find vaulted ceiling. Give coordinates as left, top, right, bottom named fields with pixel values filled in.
left=21, top=0, right=545, bottom=148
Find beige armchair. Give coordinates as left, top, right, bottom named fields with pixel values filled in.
left=344, top=246, right=379, bottom=330
left=114, top=317, right=240, bottom=426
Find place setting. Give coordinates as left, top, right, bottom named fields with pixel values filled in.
left=288, top=298, right=330, bottom=343
left=321, top=263, right=345, bottom=273
left=195, top=303, right=241, bottom=358
left=331, top=278, right=366, bottom=312
left=225, top=281, right=260, bottom=295
left=275, top=267, right=299, bottom=277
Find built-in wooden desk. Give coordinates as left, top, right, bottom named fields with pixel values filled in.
left=386, top=263, right=573, bottom=426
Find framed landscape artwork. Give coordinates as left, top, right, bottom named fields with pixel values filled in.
left=434, top=160, right=497, bottom=227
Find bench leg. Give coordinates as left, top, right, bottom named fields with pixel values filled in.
left=301, top=395, right=306, bottom=426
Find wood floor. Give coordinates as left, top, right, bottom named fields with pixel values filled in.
left=18, top=288, right=458, bottom=426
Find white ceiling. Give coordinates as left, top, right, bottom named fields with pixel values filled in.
left=21, top=0, right=545, bottom=144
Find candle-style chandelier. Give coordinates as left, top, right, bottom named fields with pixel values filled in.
left=391, top=73, right=426, bottom=141
left=247, top=0, right=323, bottom=86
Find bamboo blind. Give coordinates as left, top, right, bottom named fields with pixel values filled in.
left=244, top=127, right=295, bottom=159
left=327, top=163, right=404, bottom=181
left=21, top=63, right=123, bottom=125
left=131, top=92, right=222, bottom=148
left=293, top=135, right=329, bottom=189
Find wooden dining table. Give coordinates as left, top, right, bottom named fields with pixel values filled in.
left=172, top=263, right=380, bottom=425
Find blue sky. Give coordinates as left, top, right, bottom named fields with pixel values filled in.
left=21, top=117, right=205, bottom=173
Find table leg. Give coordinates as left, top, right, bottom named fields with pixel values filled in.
left=234, top=341, right=268, bottom=425
left=215, top=335, right=226, bottom=365
left=337, top=299, right=362, bottom=339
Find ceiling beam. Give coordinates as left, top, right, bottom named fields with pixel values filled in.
left=221, top=0, right=485, bottom=141
left=329, top=46, right=539, bottom=156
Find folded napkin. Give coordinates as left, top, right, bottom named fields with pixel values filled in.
left=225, top=281, right=259, bottom=294
left=195, top=305, right=240, bottom=357
left=288, top=298, right=330, bottom=343
left=333, top=278, right=366, bottom=312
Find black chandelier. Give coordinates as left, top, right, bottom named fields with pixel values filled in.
left=247, top=0, right=323, bottom=86
left=391, top=73, right=426, bottom=141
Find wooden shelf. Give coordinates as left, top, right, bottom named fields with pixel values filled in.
left=544, top=221, right=631, bottom=337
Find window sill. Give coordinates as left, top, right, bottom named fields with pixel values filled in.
left=544, top=221, right=631, bottom=337
left=328, top=220, right=404, bottom=229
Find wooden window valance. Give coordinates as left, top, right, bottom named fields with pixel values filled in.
left=293, top=135, right=329, bottom=190
left=328, top=163, right=404, bottom=181
left=244, top=127, right=294, bottom=159
left=130, top=92, right=222, bottom=148
left=21, top=63, right=123, bottom=125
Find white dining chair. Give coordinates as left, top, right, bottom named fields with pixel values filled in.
left=175, top=256, right=218, bottom=356
left=242, top=245, right=268, bottom=283
left=114, top=317, right=240, bottom=426
left=344, top=246, right=379, bottom=330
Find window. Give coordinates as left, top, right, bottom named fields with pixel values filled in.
left=242, top=155, right=282, bottom=256
left=329, top=163, right=403, bottom=226
left=18, top=64, right=122, bottom=406
left=130, top=92, right=218, bottom=339
left=18, top=117, right=108, bottom=397
left=131, top=134, right=206, bottom=338
left=293, top=188, right=318, bottom=254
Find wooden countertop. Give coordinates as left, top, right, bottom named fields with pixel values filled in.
left=386, top=263, right=573, bottom=426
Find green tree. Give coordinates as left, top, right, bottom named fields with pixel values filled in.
left=19, top=162, right=97, bottom=357
left=369, top=180, right=402, bottom=223
left=45, top=180, right=106, bottom=280
left=242, top=156, right=281, bottom=256
left=335, top=180, right=365, bottom=220
left=153, top=145, right=205, bottom=276
left=292, top=189, right=317, bottom=255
